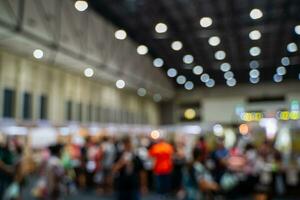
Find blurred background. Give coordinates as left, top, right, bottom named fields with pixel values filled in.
left=0, top=0, right=300, bottom=199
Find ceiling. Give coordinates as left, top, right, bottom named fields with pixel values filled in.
left=90, top=0, right=300, bottom=89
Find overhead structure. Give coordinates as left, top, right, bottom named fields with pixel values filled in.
left=0, top=0, right=174, bottom=99
left=90, top=0, right=300, bottom=88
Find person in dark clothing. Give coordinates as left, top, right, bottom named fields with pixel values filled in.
left=113, top=136, right=147, bottom=200
left=0, top=135, right=14, bottom=200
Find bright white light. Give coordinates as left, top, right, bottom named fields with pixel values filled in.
left=273, top=74, right=283, bottom=83
left=220, top=63, right=231, bottom=72
left=249, top=69, right=260, bottom=78
left=250, top=77, right=259, bottom=84
left=281, top=57, right=290, bottom=66
left=115, top=29, right=127, bottom=40
left=153, top=94, right=162, bottom=102
left=260, top=118, right=278, bottom=140
left=193, top=65, right=204, bottom=75
left=295, top=25, right=300, bottom=35
left=184, top=81, right=194, bottom=90
left=75, top=0, right=88, bottom=12
left=116, top=79, right=125, bottom=89
left=206, top=79, right=215, bottom=87
left=200, top=73, right=210, bottom=82
left=137, top=88, right=147, bottom=97
left=249, top=46, right=261, bottom=56
left=276, top=66, right=286, bottom=75
left=153, top=58, right=164, bottom=67
left=176, top=75, right=186, bottom=84
left=227, top=78, right=237, bottom=87
left=171, top=41, right=183, bottom=51
left=249, top=30, right=261, bottom=40
left=84, top=68, right=94, bottom=77
left=200, top=17, right=213, bottom=28
left=167, top=68, right=177, bottom=77
left=183, top=54, right=194, bottom=64
left=287, top=42, right=298, bottom=53
left=213, top=124, right=224, bottom=137
left=33, top=49, right=44, bottom=59
left=215, top=50, right=226, bottom=60
left=155, top=23, right=168, bottom=33
left=250, top=8, right=263, bottom=20
left=208, top=36, right=221, bottom=46
left=249, top=60, right=259, bottom=69
left=224, top=71, right=234, bottom=80
left=137, top=45, right=148, bottom=55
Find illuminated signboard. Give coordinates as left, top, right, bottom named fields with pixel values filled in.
left=276, top=111, right=300, bottom=121
left=241, top=112, right=264, bottom=122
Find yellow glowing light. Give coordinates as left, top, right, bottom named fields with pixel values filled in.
left=239, top=124, right=249, bottom=135
left=184, top=108, right=196, bottom=120
left=150, top=130, right=160, bottom=140
left=290, top=111, right=300, bottom=120
left=241, top=112, right=263, bottom=122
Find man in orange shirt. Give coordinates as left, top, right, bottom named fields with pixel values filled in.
left=149, top=138, right=174, bottom=196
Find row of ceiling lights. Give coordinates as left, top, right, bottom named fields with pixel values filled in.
left=74, top=1, right=300, bottom=90
left=29, top=1, right=163, bottom=103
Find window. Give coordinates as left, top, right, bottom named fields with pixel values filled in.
left=23, top=92, right=32, bottom=120
left=78, top=103, right=82, bottom=122
left=66, top=100, right=73, bottom=121
left=40, top=95, right=48, bottom=120
left=87, top=104, right=92, bottom=122
left=3, top=89, right=15, bottom=118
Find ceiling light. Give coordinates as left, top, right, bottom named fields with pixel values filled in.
left=273, top=74, right=283, bottom=83
left=192, top=65, right=204, bottom=75
left=249, top=46, right=261, bottom=56
left=184, top=81, right=194, bottom=90
left=208, top=36, right=221, bottom=46
left=276, top=66, right=286, bottom=76
left=167, top=68, right=177, bottom=77
left=153, top=94, right=162, bottom=102
left=224, top=71, right=234, bottom=80
left=84, top=68, right=94, bottom=77
left=116, top=79, right=125, bottom=89
left=295, top=25, right=300, bottom=35
left=171, top=41, right=183, bottom=51
left=281, top=57, right=290, bottom=66
left=213, top=124, right=224, bottom=136
left=250, top=77, right=259, bottom=84
left=287, top=42, right=298, bottom=53
left=114, top=29, right=127, bottom=40
left=220, top=63, right=231, bottom=72
left=227, top=78, right=237, bottom=87
left=33, top=49, right=44, bottom=59
left=215, top=50, right=226, bottom=60
left=200, top=73, right=210, bottom=82
left=249, top=69, right=260, bottom=78
left=155, top=23, right=168, bottom=33
left=137, top=88, right=147, bottom=97
left=176, top=75, right=187, bottom=84
left=153, top=58, right=164, bottom=67
left=249, top=30, right=261, bottom=40
left=183, top=54, right=194, bottom=64
left=75, top=0, right=88, bottom=12
left=200, top=17, right=213, bottom=28
left=249, top=60, right=260, bottom=69
left=137, top=45, right=148, bottom=55
left=250, top=8, right=263, bottom=20
left=206, top=79, right=215, bottom=88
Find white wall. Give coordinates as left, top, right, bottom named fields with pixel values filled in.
left=0, top=50, right=160, bottom=125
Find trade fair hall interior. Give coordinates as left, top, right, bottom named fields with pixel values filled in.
left=0, top=0, right=300, bottom=199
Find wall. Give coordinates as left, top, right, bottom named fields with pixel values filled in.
left=0, top=50, right=160, bottom=125
left=175, top=82, right=300, bottom=124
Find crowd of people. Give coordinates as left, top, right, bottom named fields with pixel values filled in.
left=0, top=132, right=299, bottom=200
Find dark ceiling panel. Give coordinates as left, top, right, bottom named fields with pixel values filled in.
left=90, top=0, right=300, bottom=88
